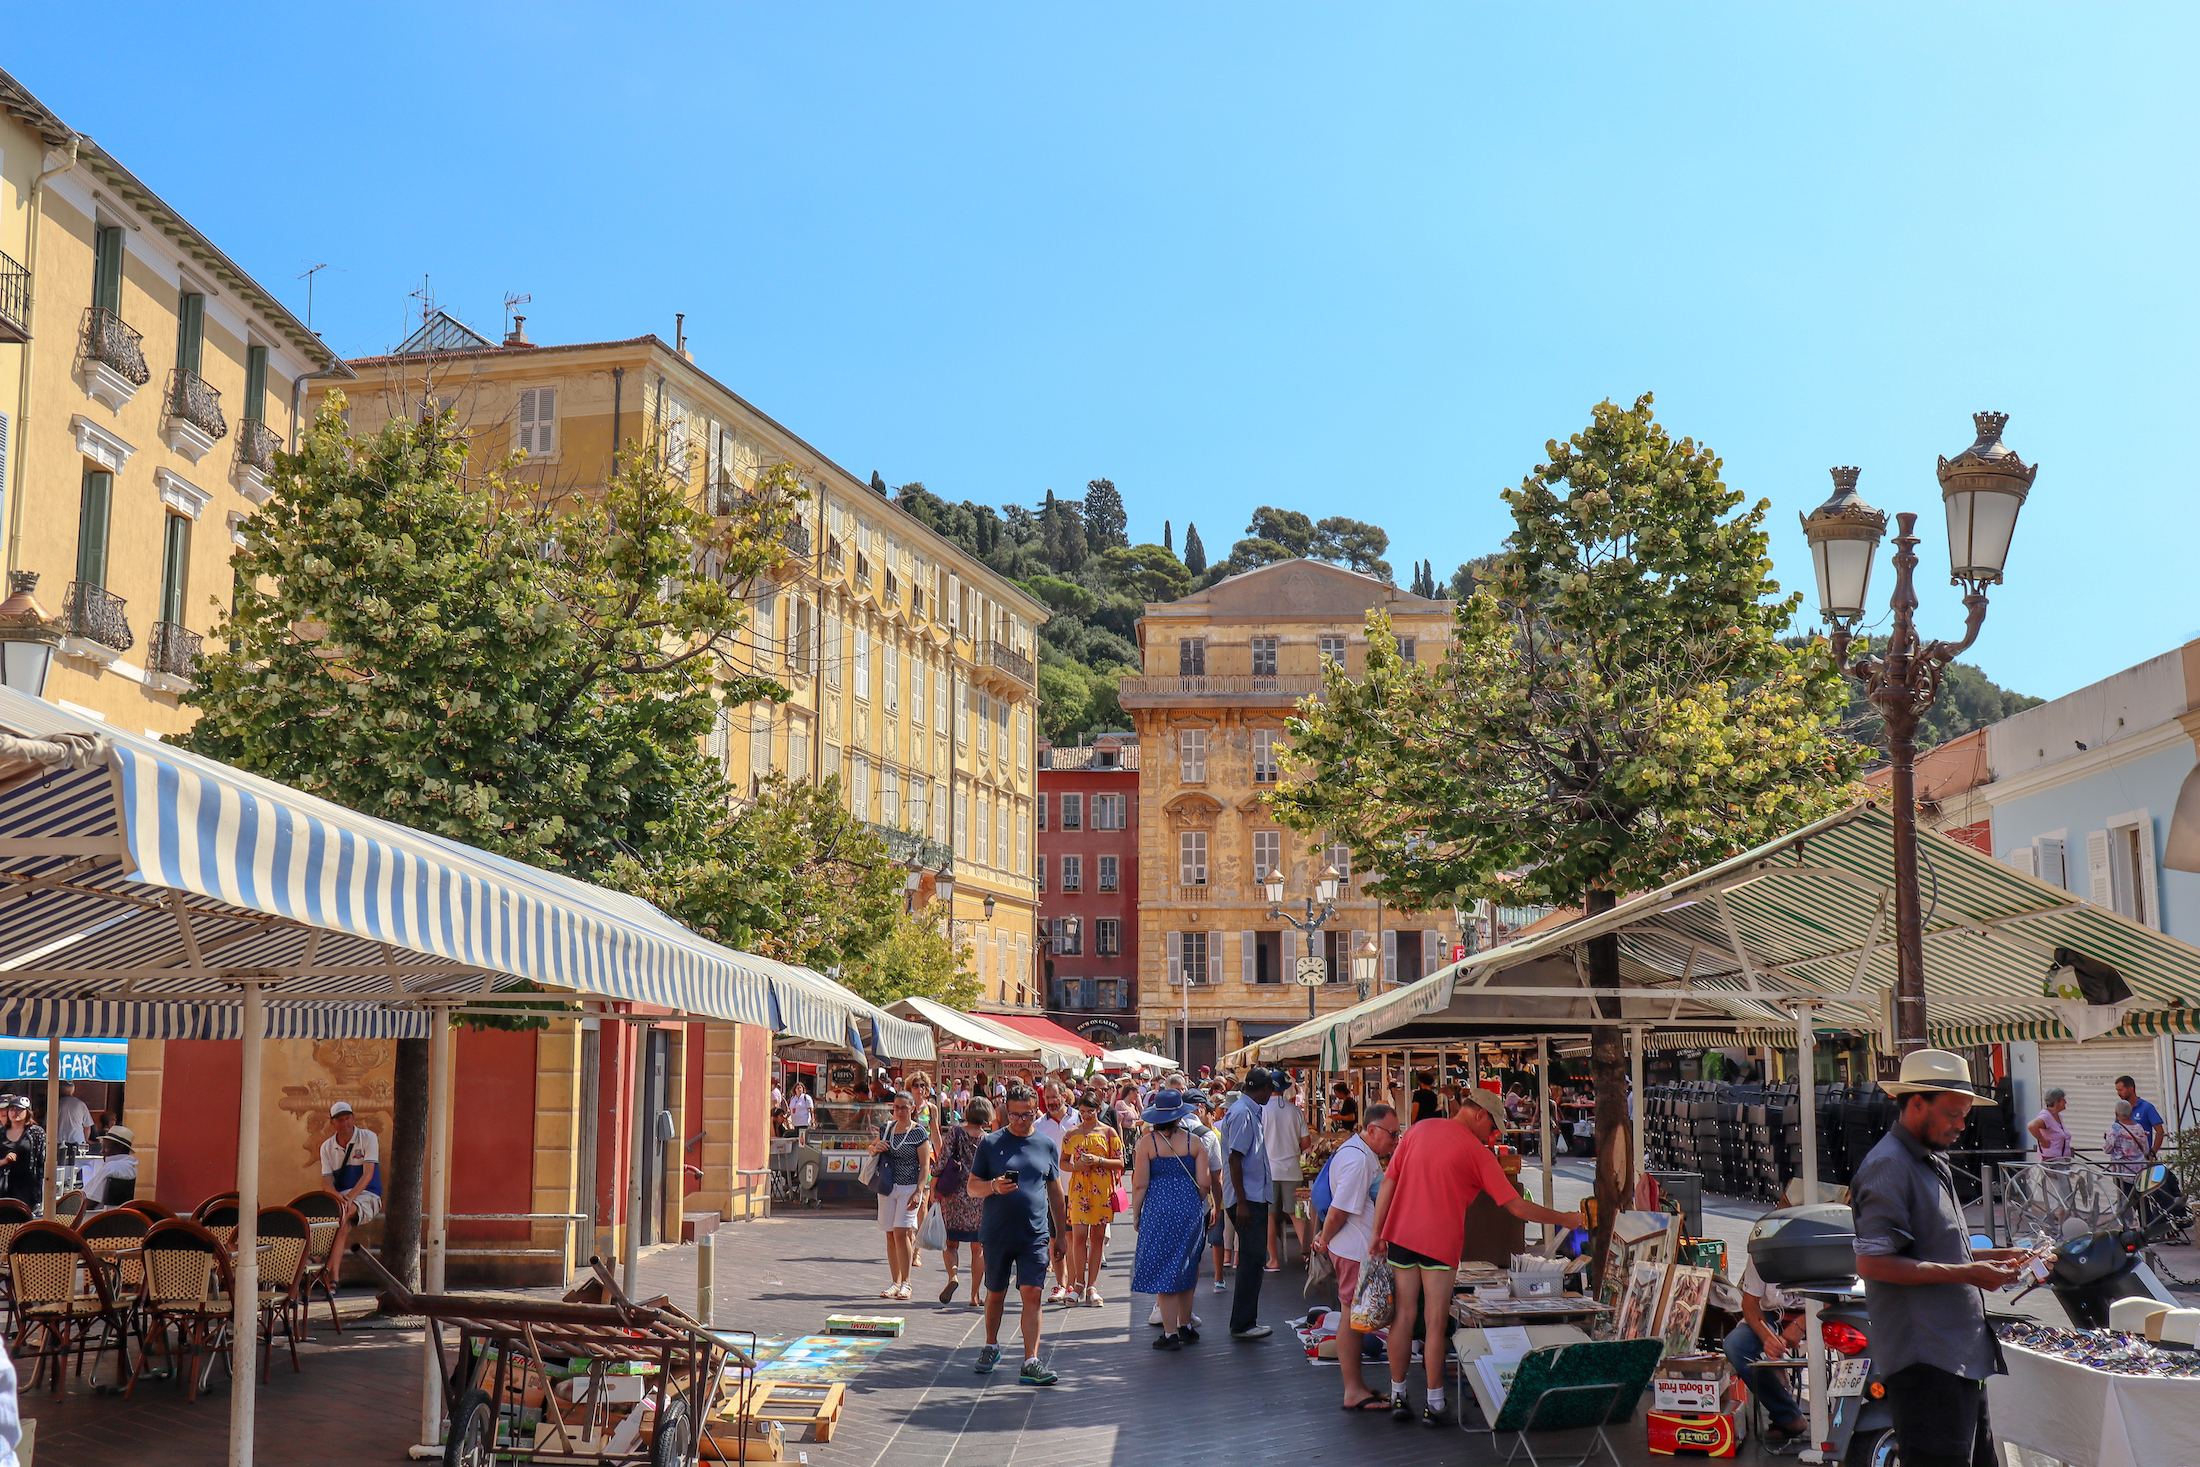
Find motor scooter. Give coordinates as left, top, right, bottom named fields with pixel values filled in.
left=1746, top=1204, right=1900, bottom=1467
left=2010, top=1163, right=2181, bottom=1328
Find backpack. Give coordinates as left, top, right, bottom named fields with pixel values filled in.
left=1310, top=1137, right=1379, bottom=1222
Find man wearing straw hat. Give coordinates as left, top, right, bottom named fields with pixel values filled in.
left=1851, top=1049, right=2027, bottom=1467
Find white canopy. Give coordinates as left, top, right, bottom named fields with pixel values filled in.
left=887, top=995, right=1041, bottom=1059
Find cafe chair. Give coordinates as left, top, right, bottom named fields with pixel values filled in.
left=78, top=1207, right=150, bottom=1308
left=119, top=1199, right=176, bottom=1224
left=253, top=1206, right=312, bottom=1379
left=0, top=1199, right=32, bottom=1335
left=131, top=1219, right=233, bottom=1403
left=286, top=1190, right=346, bottom=1335
left=8, top=1219, right=133, bottom=1398
left=50, top=1190, right=86, bottom=1225
left=197, top=1202, right=240, bottom=1250
left=191, top=1192, right=239, bottom=1221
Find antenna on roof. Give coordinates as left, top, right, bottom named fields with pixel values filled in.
left=297, top=263, right=329, bottom=332
left=503, top=292, right=530, bottom=338
left=409, top=274, right=435, bottom=324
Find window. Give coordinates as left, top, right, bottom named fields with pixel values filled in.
left=881, top=769, right=900, bottom=827
left=935, top=664, right=950, bottom=730
left=155, top=513, right=190, bottom=627
left=976, top=693, right=991, bottom=755
left=910, top=659, right=925, bottom=726
left=854, top=629, right=871, bottom=701
left=788, top=722, right=808, bottom=780
left=955, top=791, right=969, bottom=856
left=883, top=643, right=899, bottom=711
left=1060, top=793, right=1083, bottom=830
left=1050, top=917, right=1082, bottom=955
left=1251, top=636, right=1277, bottom=675
left=793, top=598, right=813, bottom=673
left=996, top=802, right=1010, bottom=871
left=1098, top=855, right=1119, bottom=892
left=1036, top=856, right=1047, bottom=893
left=1252, top=830, right=1282, bottom=883
left=92, top=226, right=124, bottom=314
left=934, top=784, right=949, bottom=845
left=1035, top=793, right=1047, bottom=831
left=957, top=686, right=971, bottom=744
left=824, top=614, right=842, bottom=688
left=1092, top=793, right=1125, bottom=829
left=1061, top=856, right=1083, bottom=893
left=1179, top=831, right=1207, bottom=886
left=1170, top=930, right=1210, bottom=985
left=1398, top=637, right=1417, bottom=664
left=175, top=290, right=205, bottom=376
left=77, top=469, right=113, bottom=587
left=244, top=345, right=268, bottom=424
left=1253, top=728, right=1280, bottom=784
left=1017, top=807, right=1029, bottom=874
left=909, top=775, right=927, bottom=833
left=851, top=757, right=870, bottom=818
left=976, top=795, right=990, bottom=866
left=1179, top=637, right=1206, bottom=676
left=1179, top=727, right=1208, bottom=782
left=516, top=387, right=557, bottom=456
left=2093, top=813, right=2163, bottom=930
left=1018, top=709, right=1030, bottom=773
left=1320, top=634, right=1346, bottom=663
left=707, top=706, right=732, bottom=768
left=749, top=709, right=772, bottom=783
left=1324, top=843, right=1352, bottom=882
left=1096, top=919, right=1121, bottom=957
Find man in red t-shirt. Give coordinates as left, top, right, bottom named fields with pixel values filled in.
left=1367, top=1088, right=1586, bottom=1425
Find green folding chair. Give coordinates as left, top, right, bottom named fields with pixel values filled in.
left=1481, top=1337, right=1663, bottom=1467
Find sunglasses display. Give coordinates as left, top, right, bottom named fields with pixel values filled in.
left=1996, top=1319, right=2200, bottom=1377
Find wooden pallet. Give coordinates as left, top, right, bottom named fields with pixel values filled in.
left=727, top=1380, right=847, bottom=1443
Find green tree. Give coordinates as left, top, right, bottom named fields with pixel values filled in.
left=1271, top=394, right=1864, bottom=1261
left=1182, top=522, right=1207, bottom=575
left=1311, top=515, right=1393, bottom=582
left=1248, top=506, right=1316, bottom=556
left=1083, top=478, right=1129, bottom=550
left=841, top=910, right=980, bottom=1010
left=1783, top=638, right=2041, bottom=748
left=1092, top=543, right=1192, bottom=603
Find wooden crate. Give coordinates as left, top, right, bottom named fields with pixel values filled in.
left=728, top=1380, right=847, bottom=1443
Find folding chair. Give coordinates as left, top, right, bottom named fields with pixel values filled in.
left=8, top=1219, right=133, bottom=1398
left=1482, top=1338, right=1662, bottom=1467
left=287, top=1189, right=346, bottom=1334
left=132, top=1219, right=233, bottom=1402
left=253, top=1206, right=312, bottom=1379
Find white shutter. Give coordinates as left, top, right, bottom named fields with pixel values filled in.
left=948, top=575, right=961, bottom=629
left=824, top=614, right=842, bottom=687
left=1242, top=931, right=1255, bottom=985
left=1167, top=931, right=1183, bottom=986
left=1283, top=929, right=1299, bottom=967
left=1209, top=930, right=1224, bottom=986
left=706, top=420, right=722, bottom=487
left=2086, top=829, right=2114, bottom=908
left=1383, top=929, right=1398, bottom=984
left=2137, top=816, right=2163, bottom=930
left=2008, top=847, right=2037, bottom=878
left=1423, top=929, right=1442, bottom=977
left=2037, top=837, right=2068, bottom=890
left=749, top=711, right=771, bottom=782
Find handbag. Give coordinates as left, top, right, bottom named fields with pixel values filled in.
left=918, top=1203, right=948, bottom=1252
left=935, top=1131, right=969, bottom=1197
left=1109, top=1178, right=1130, bottom=1216
left=1349, top=1257, right=1395, bottom=1332
left=869, top=1127, right=902, bottom=1197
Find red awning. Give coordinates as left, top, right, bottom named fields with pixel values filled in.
left=986, top=1013, right=1110, bottom=1058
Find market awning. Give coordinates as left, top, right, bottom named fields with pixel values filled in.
left=984, top=1013, right=1110, bottom=1059
left=886, top=996, right=1040, bottom=1058
left=1229, top=801, right=2200, bottom=1066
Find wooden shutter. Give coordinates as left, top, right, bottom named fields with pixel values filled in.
left=2086, top=829, right=2114, bottom=909
left=2007, top=846, right=2036, bottom=878
left=93, top=227, right=124, bottom=314
left=531, top=387, right=556, bottom=454
left=1423, top=929, right=1442, bottom=978
left=1383, top=930, right=1397, bottom=984
left=77, top=470, right=113, bottom=588
left=2036, top=837, right=2067, bottom=890
left=1282, top=930, right=1299, bottom=976
left=1167, top=931, right=1182, bottom=985
left=159, top=514, right=190, bottom=625
left=1242, top=931, right=1255, bottom=985
left=1209, top=930, right=1224, bottom=986
left=244, top=346, right=268, bottom=422
left=176, top=292, right=205, bottom=375
left=2138, top=816, right=2163, bottom=931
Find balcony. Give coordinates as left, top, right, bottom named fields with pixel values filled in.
left=866, top=822, right=951, bottom=871
left=163, top=368, right=229, bottom=465
left=1116, top=672, right=1325, bottom=709
left=232, top=417, right=282, bottom=503
left=984, top=641, right=1034, bottom=687
left=59, top=581, right=133, bottom=662
left=146, top=620, right=202, bottom=692
left=0, top=250, right=27, bottom=343
left=78, top=308, right=151, bottom=410
left=780, top=519, right=812, bottom=558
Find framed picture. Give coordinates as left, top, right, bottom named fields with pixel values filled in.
left=1655, top=1266, right=1714, bottom=1357
left=1615, top=1260, right=1669, bottom=1341
left=1596, top=1210, right=1684, bottom=1331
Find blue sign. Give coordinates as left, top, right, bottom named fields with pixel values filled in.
left=0, top=1047, right=126, bottom=1083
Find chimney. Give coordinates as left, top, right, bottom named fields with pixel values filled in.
left=502, top=315, right=533, bottom=348
left=675, top=312, right=692, bottom=362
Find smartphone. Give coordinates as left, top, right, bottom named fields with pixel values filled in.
left=1002, top=1169, right=1020, bottom=1185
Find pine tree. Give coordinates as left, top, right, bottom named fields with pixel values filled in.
left=1182, top=522, right=1206, bottom=575
left=1084, top=478, right=1129, bottom=549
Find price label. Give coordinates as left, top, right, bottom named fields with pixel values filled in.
left=1828, top=1357, right=1870, bottom=1397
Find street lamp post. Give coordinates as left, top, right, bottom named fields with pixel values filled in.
left=1264, top=864, right=1344, bottom=1020
left=0, top=573, right=63, bottom=697
left=1801, top=412, right=2037, bottom=1053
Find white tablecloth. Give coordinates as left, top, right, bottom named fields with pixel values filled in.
left=1987, top=1341, right=2200, bottom=1467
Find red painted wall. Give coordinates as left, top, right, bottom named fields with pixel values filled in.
left=155, top=1040, right=242, bottom=1211
left=684, top=1023, right=705, bottom=1196
left=1037, top=744, right=1141, bottom=1038
left=449, top=1027, right=537, bottom=1242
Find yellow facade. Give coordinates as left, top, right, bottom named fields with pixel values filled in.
left=1120, top=559, right=1462, bottom=1067
left=318, top=326, right=1050, bottom=1013
left=0, top=76, right=338, bottom=733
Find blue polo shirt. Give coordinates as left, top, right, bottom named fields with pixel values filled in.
left=971, top=1127, right=1060, bottom=1250
left=2130, top=1097, right=2165, bottom=1135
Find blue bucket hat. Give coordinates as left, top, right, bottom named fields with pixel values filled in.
left=1142, top=1087, right=1194, bottom=1124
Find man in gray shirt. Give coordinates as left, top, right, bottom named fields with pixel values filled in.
left=1851, top=1050, right=2024, bottom=1467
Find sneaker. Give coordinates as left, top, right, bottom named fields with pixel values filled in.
left=1177, top=1322, right=1200, bottom=1342
left=1390, top=1392, right=1412, bottom=1422
left=974, top=1343, right=1002, bottom=1375
left=1020, top=1359, right=1059, bottom=1386
left=1148, top=1304, right=1164, bottom=1327
left=1230, top=1324, right=1272, bottom=1341
left=1152, top=1330, right=1181, bottom=1351
left=1048, top=1284, right=1075, bottom=1304
left=1423, top=1402, right=1447, bottom=1427
left=1213, top=1280, right=1227, bottom=1292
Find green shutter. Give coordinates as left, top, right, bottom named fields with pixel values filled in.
left=244, top=344, right=267, bottom=423
left=92, top=227, right=123, bottom=315
left=76, top=470, right=113, bottom=587
left=160, top=514, right=191, bottom=626
left=177, top=292, right=204, bottom=376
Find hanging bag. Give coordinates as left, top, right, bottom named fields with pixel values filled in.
left=1349, top=1255, right=1396, bottom=1332
left=918, top=1200, right=948, bottom=1251
left=869, top=1126, right=903, bottom=1197
left=934, top=1129, right=970, bottom=1197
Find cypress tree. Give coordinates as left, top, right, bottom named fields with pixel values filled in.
left=1182, top=522, right=1206, bottom=575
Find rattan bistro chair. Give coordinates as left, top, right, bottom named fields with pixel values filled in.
left=119, top=1199, right=176, bottom=1223
left=196, top=1202, right=239, bottom=1251
left=77, top=1207, right=150, bottom=1308
left=131, top=1219, right=233, bottom=1402
left=254, top=1206, right=312, bottom=1378
left=287, top=1190, right=346, bottom=1334
left=8, top=1220, right=132, bottom=1397
left=0, top=1199, right=33, bottom=1337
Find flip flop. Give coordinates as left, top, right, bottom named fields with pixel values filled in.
left=1340, top=1397, right=1390, bottom=1412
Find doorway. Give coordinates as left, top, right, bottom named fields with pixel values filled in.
left=639, top=1029, right=671, bottom=1246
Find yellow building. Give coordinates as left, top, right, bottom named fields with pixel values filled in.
left=1119, top=559, right=1462, bottom=1071
left=317, top=317, right=1050, bottom=1016
left=0, top=70, right=344, bottom=732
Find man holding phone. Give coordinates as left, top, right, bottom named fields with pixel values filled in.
left=970, top=1083, right=1067, bottom=1386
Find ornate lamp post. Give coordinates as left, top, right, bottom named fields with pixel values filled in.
left=1352, top=933, right=1380, bottom=1002
left=1801, top=412, right=2037, bottom=1052
left=1264, top=864, right=1344, bottom=1020
left=0, top=573, right=63, bottom=697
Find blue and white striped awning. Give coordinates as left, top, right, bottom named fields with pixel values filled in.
left=0, top=689, right=924, bottom=1055
left=0, top=999, right=431, bottom=1040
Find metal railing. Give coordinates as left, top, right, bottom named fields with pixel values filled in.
left=867, top=822, right=950, bottom=870
left=781, top=519, right=812, bottom=557
left=82, top=307, right=151, bottom=386
left=147, top=620, right=202, bottom=680
left=167, top=367, right=228, bottom=441
left=1118, top=673, right=1324, bottom=700
left=237, top=417, right=282, bottom=474
left=985, top=641, right=1034, bottom=685
left=0, top=250, right=27, bottom=342
left=61, top=581, right=132, bottom=653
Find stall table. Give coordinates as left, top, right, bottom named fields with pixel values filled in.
left=1987, top=1339, right=2200, bottom=1467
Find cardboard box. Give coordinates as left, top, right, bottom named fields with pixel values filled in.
left=1652, top=1354, right=1730, bottom=1414
left=1646, top=1409, right=1740, bottom=1457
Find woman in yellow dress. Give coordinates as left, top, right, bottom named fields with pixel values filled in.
left=1061, top=1090, right=1125, bottom=1306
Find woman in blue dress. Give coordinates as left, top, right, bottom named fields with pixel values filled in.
left=1130, top=1088, right=1212, bottom=1350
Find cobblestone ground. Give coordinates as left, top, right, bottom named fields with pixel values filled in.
left=31, top=1164, right=2190, bottom=1465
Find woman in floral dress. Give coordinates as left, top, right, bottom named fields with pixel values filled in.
left=934, top=1095, right=991, bottom=1308
left=1061, top=1093, right=1125, bottom=1306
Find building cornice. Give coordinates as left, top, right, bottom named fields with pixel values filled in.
left=1983, top=715, right=2194, bottom=811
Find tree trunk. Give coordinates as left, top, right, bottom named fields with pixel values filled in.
left=378, top=1035, right=430, bottom=1305
left=1584, top=887, right=1633, bottom=1276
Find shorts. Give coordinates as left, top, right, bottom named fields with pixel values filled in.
left=1386, top=1241, right=1456, bottom=1271
left=877, top=1183, right=921, bottom=1231
left=1333, top=1256, right=1363, bottom=1317
left=982, top=1238, right=1051, bottom=1293
left=345, top=1191, right=383, bottom=1224
left=1270, top=1178, right=1298, bottom=1213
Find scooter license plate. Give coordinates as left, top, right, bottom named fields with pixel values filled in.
left=1828, top=1357, right=1870, bottom=1397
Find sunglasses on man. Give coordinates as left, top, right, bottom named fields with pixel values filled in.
left=1004, top=1107, right=1037, bottom=1124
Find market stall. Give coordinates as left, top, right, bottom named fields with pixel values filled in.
left=1987, top=1322, right=2200, bottom=1467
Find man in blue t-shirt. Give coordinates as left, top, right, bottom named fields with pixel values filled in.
left=969, top=1083, right=1066, bottom=1386
left=2117, top=1075, right=2166, bottom=1155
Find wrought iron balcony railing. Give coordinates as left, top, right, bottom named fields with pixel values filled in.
left=147, top=620, right=203, bottom=680
left=0, top=250, right=27, bottom=343
left=82, top=308, right=152, bottom=386
left=985, top=641, right=1034, bottom=685
left=866, top=822, right=951, bottom=871
left=1117, top=673, right=1324, bottom=700
left=167, top=368, right=229, bottom=441
left=780, top=519, right=812, bottom=557
left=61, top=581, right=133, bottom=653
left=237, top=417, right=282, bottom=474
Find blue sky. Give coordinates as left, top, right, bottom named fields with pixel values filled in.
left=15, top=7, right=2196, bottom=701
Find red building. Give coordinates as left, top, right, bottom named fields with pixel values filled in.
left=1036, top=733, right=1141, bottom=1047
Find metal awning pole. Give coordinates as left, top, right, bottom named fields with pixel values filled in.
left=1538, top=1035, right=1554, bottom=1215
left=624, top=1019, right=655, bottom=1296
left=1630, top=1024, right=1645, bottom=1201
left=41, top=1036, right=58, bottom=1214
left=229, top=980, right=264, bottom=1467
left=1796, top=1003, right=1829, bottom=1461
left=419, top=1006, right=454, bottom=1449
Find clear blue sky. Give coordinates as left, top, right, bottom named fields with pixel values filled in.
left=15, top=7, right=2196, bottom=701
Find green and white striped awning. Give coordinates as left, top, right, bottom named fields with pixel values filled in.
left=1229, top=801, right=2200, bottom=1067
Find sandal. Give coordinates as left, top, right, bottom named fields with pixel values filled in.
left=939, top=1275, right=959, bottom=1304
left=1341, top=1396, right=1390, bottom=1412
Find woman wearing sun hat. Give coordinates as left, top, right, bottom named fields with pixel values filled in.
left=1130, top=1088, right=1210, bottom=1349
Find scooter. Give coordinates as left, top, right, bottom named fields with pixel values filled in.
left=1745, top=1204, right=1900, bottom=1467
left=2010, top=1163, right=2181, bottom=1328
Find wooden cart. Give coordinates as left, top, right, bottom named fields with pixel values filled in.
left=355, top=1250, right=756, bottom=1467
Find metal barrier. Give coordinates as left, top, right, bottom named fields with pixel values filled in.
left=430, top=1211, right=590, bottom=1275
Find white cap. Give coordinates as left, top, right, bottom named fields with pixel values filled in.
left=329, top=1100, right=354, bottom=1118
